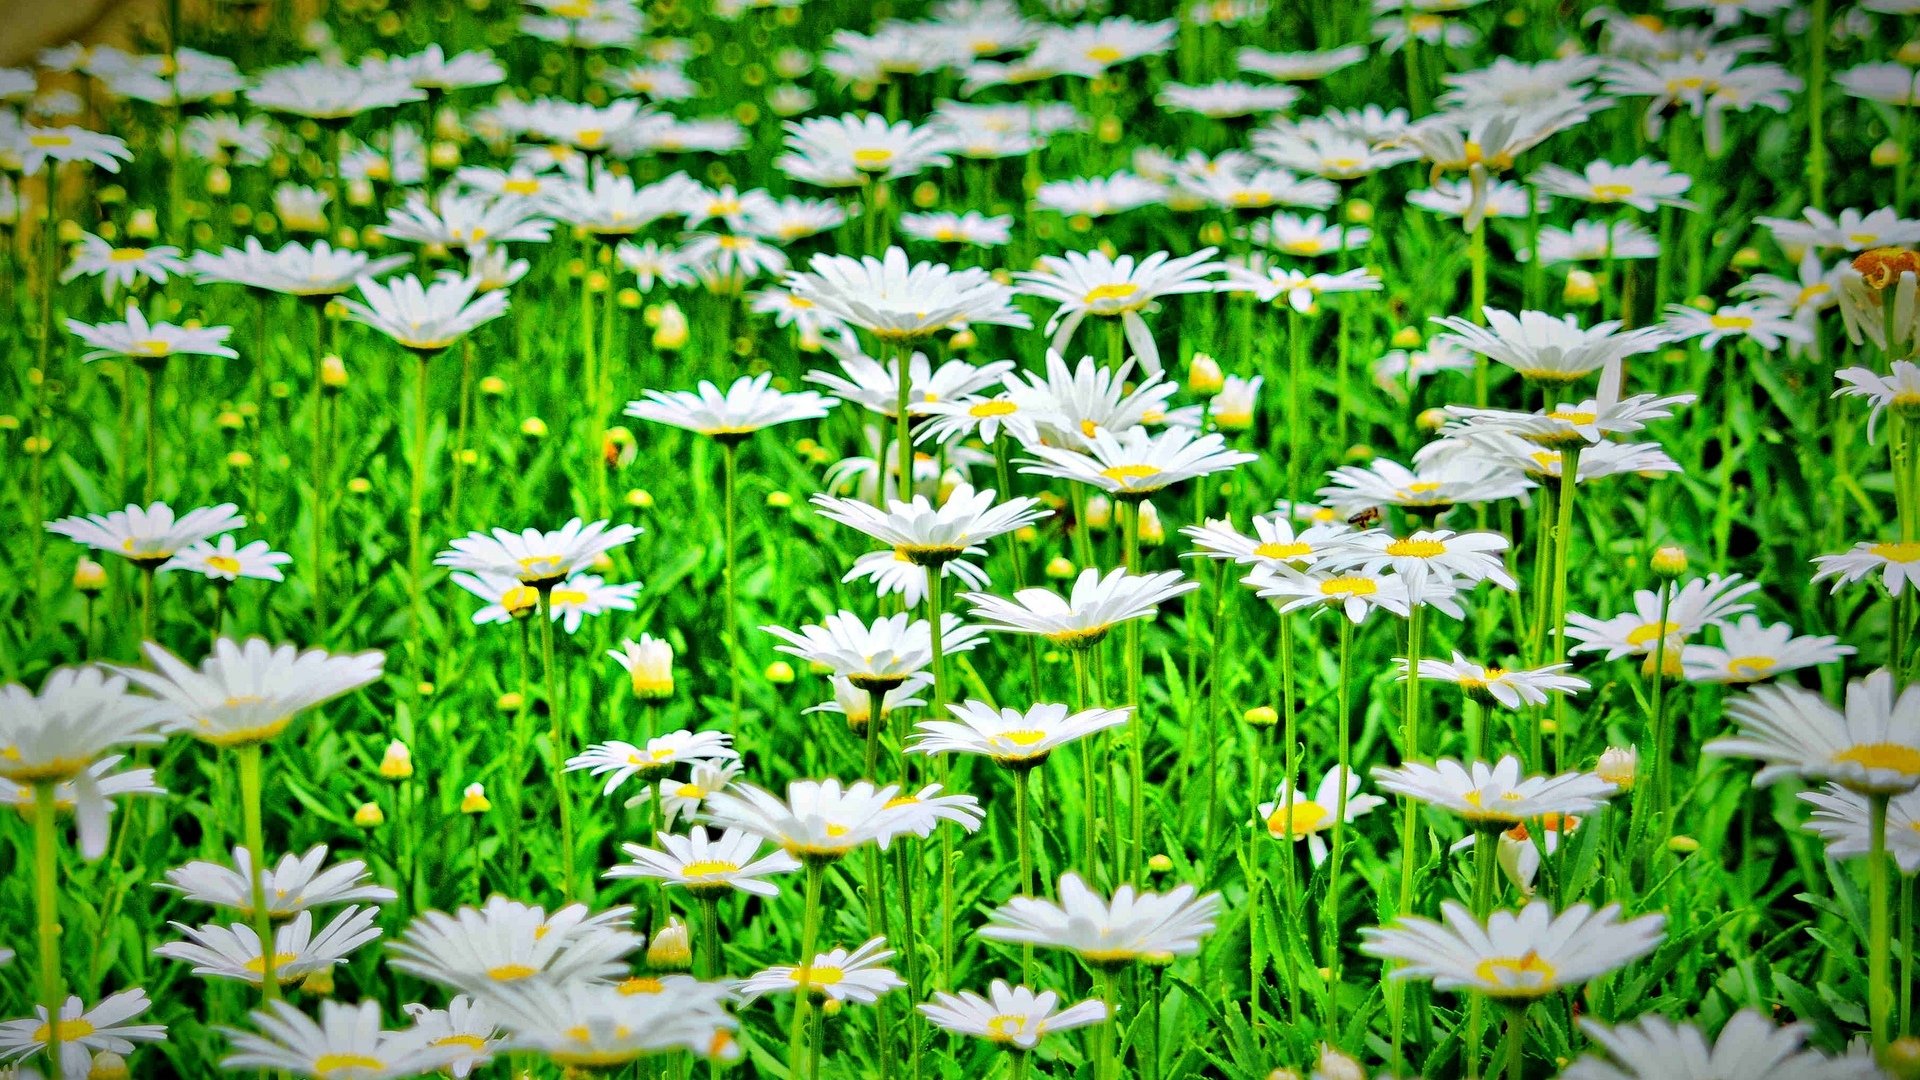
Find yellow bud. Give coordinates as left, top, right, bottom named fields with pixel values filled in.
left=1147, top=853, right=1173, bottom=873
left=1563, top=269, right=1600, bottom=306
left=1884, top=1036, right=1920, bottom=1080
left=225, top=450, right=253, bottom=469
left=766, top=490, right=794, bottom=509
left=417, top=681, right=435, bottom=697
left=648, top=917, right=693, bottom=970
left=205, top=167, right=232, bottom=197
left=1045, top=556, right=1076, bottom=580
left=1389, top=326, right=1422, bottom=349
left=912, top=180, right=939, bottom=208
left=1667, top=835, right=1699, bottom=854
left=626, top=488, right=655, bottom=509
left=618, top=287, right=642, bottom=309
left=1660, top=347, right=1689, bottom=366
left=0, top=415, right=15, bottom=430
left=520, top=416, right=549, bottom=438
left=1343, top=198, right=1373, bottom=225
left=1900, top=40, right=1920, bottom=65
left=1244, top=705, right=1279, bottom=727
left=1137, top=502, right=1165, bottom=546
left=320, top=354, right=348, bottom=390
left=87, top=1050, right=131, bottom=1080
left=379, top=741, right=414, bottom=779
left=1416, top=407, right=1448, bottom=433
left=1015, top=525, right=1039, bottom=544
left=1596, top=746, right=1638, bottom=789
left=1198, top=221, right=1226, bottom=247
left=1084, top=495, right=1113, bottom=530
left=456, top=448, right=479, bottom=466
left=1650, top=545, right=1688, bottom=577
left=23, top=435, right=52, bottom=455
left=127, top=209, right=159, bottom=240
left=1731, top=246, right=1762, bottom=269
left=765, top=660, right=796, bottom=684
left=1097, top=114, right=1122, bottom=143
left=948, top=326, right=977, bottom=350
left=821, top=997, right=845, bottom=1016
left=497, top=691, right=525, bottom=711
left=430, top=141, right=461, bottom=169
left=217, top=410, right=245, bottom=431
left=1874, top=140, right=1910, bottom=169
left=1187, top=353, right=1224, bottom=394
left=57, top=219, right=84, bottom=244
left=347, top=477, right=373, bottom=495
left=603, top=425, right=637, bottom=469
left=461, top=783, right=491, bottom=813
left=353, top=802, right=385, bottom=828
left=479, top=375, right=508, bottom=396
left=74, top=559, right=108, bottom=594
left=299, top=968, right=335, bottom=995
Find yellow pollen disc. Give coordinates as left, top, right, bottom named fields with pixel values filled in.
left=1673, top=76, right=1706, bottom=90
left=1325, top=156, right=1361, bottom=171
left=1266, top=800, right=1329, bottom=837
left=618, top=977, right=666, bottom=995
left=575, top=128, right=605, bottom=148
left=1590, top=183, right=1635, bottom=201
left=1255, top=541, right=1313, bottom=560
left=222, top=694, right=266, bottom=708
left=1229, top=190, right=1274, bottom=208
left=533, top=924, right=551, bottom=940
left=1085, top=44, right=1123, bottom=62
left=1624, top=621, right=1682, bottom=647
left=503, top=178, right=541, bottom=195
left=1099, top=463, right=1162, bottom=485
left=824, top=823, right=850, bottom=838
left=1849, top=232, right=1880, bottom=246
left=1834, top=743, right=1920, bottom=776
left=487, top=963, right=539, bottom=981
left=971, top=400, right=1019, bottom=417
left=1083, top=282, right=1141, bottom=305
left=852, top=147, right=894, bottom=170
left=1460, top=139, right=1484, bottom=165
left=1529, top=451, right=1562, bottom=473
left=565, top=1025, right=593, bottom=1042
left=207, top=554, right=243, bottom=573
left=136, top=339, right=173, bottom=357
left=243, top=951, right=300, bottom=975
left=109, top=248, right=149, bottom=263
left=501, top=585, right=539, bottom=612
left=434, top=1035, right=489, bottom=1052
left=985, top=1014, right=1032, bottom=1041
left=1385, top=538, right=1447, bottom=558
left=314, top=1054, right=387, bottom=1076
left=1406, top=481, right=1443, bottom=494
left=1725, top=655, right=1775, bottom=679
left=30, top=133, right=75, bottom=148
left=1475, top=951, right=1556, bottom=988
left=675, top=782, right=704, bottom=797
left=1319, top=575, right=1377, bottom=597
left=1870, top=542, right=1920, bottom=562
left=679, top=859, right=741, bottom=878
left=934, top=227, right=959, bottom=241
left=1708, top=314, right=1754, bottom=330
left=1547, top=409, right=1598, bottom=425
left=1080, top=419, right=1101, bottom=438
left=792, top=965, right=846, bottom=985
left=884, top=795, right=919, bottom=809
left=551, top=588, right=589, bottom=605
left=31, top=1018, right=96, bottom=1043
left=788, top=295, right=814, bottom=308
left=1000, top=729, right=1048, bottom=747
left=1796, top=283, right=1830, bottom=304
left=1286, top=238, right=1325, bottom=255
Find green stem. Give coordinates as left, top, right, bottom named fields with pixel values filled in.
left=1502, top=1005, right=1526, bottom=1080
left=1470, top=220, right=1489, bottom=406
left=698, top=895, right=722, bottom=979
left=788, top=861, right=826, bottom=1080
left=895, top=340, right=915, bottom=506
left=236, top=745, right=281, bottom=1003
left=1465, top=826, right=1502, bottom=1079
left=407, top=352, right=431, bottom=660
left=449, top=336, right=474, bottom=528
left=723, top=440, right=742, bottom=722
left=1075, top=649, right=1099, bottom=877
left=1547, top=445, right=1581, bottom=770
left=1325, top=616, right=1354, bottom=1033
left=1393, top=603, right=1425, bottom=1072
left=1871, top=792, right=1894, bottom=1052
left=310, top=303, right=330, bottom=638
left=32, top=782, right=66, bottom=1079
left=144, top=363, right=161, bottom=503
left=539, top=587, right=576, bottom=899
left=1122, top=501, right=1145, bottom=883
left=1014, top=765, right=1036, bottom=983
left=1286, top=307, right=1307, bottom=507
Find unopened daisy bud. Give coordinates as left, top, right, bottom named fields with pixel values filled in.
left=1138, top=502, right=1165, bottom=546
left=616, top=489, right=651, bottom=511
left=1147, top=853, right=1173, bottom=873
left=949, top=325, right=976, bottom=350
left=616, top=286, right=642, bottom=309
left=1563, top=269, right=1600, bottom=306
left=205, top=166, right=232, bottom=196
left=1343, top=198, right=1373, bottom=225
left=417, top=681, right=435, bottom=697
left=1045, top=556, right=1076, bottom=580
left=1874, top=140, right=1909, bottom=169
left=57, top=219, right=84, bottom=244
left=456, top=448, right=479, bottom=466
left=74, top=558, right=108, bottom=595
left=1730, top=246, right=1761, bottom=270
left=520, top=416, right=548, bottom=439
left=217, top=409, right=245, bottom=431
left=23, top=435, right=52, bottom=455
left=613, top=635, right=674, bottom=700
left=1884, top=1036, right=1920, bottom=1080
left=766, top=490, right=794, bottom=509
left=0, top=415, right=16, bottom=431
left=300, top=967, right=335, bottom=995
left=1390, top=325, right=1422, bottom=349
left=765, top=660, right=796, bottom=684
left=1015, top=525, right=1039, bottom=544
left=603, top=425, right=637, bottom=469
left=1097, top=114, right=1123, bottom=143
left=807, top=660, right=834, bottom=677
left=347, top=178, right=375, bottom=207
left=1267, top=1071, right=1305, bottom=1080
left=1855, top=247, right=1920, bottom=290
left=346, top=477, right=373, bottom=495
left=1140, top=950, right=1176, bottom=968
left=479, top=375, right=508, bottom=396
left=1187, top=353, right=1224, bottom=395
left=430, top=140, right=461, bottom=169
left=821, top=997, right=845, bottom=1016
left=353, top=801, right=384, bottom=828
left=379, top=741, right=414, bottom=780
left=1244, top=705, right=1279, bottom=728
left=911, top=180, right=939, bottom=208
left=320, top=354, right=348, bottom=391
left=88, top=1050, right=131, bottom=1080
left=1315, top=1044, right=1366, bottom=1080
left=226, top=450, right=253, bottom=469
left=1596, top=746, right=1638, bottom=789
left=653, top=304, right=689, bottom=351
left=1416, top=407, right=1448, bottom=433
left=461, top=783, right=491, bottom=813
left=498, top=585, right=539, bottom=619
left=1650, top=545, right=1688, bottom=578
left=1084, top=495, right=1113, bottom=530
left=648, top=918, right=693, bottom=971
left=1667, top=835, right=1699, bottom=854
left=1198, top=221, right=1226, bottom=246
left=586, top=270, right=610, bottom=294
left=127, top=208, right=159, bottom=239
left=497, top=691, right=524, bottom=711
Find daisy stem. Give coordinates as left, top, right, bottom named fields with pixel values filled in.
left=1277, top=609, right=1302, bottom=1025
left=1248, top=712, right=1267, bottom=1031
left=1122, top=501, right=1145, bottom=883
left=31, top=782, right=66, bottom=1079
left=993, top=439, right=1044, bottom=701
left=697, top=894, right=721, bottom=980
left=865, top=688, right=887, bottom=780
left=509, top=617, right=533, bottom=895
left=1094, top=967, right=1119, bottom=1080
left=1470, top=220, right=1488, bottom=405
left=1546, top=445, right=1581, bottom=771
left=1286, top=307, right=1307, bottom=508
left=1871, top=791, right=1894, bottom=1053
left=1647, top=580, right=1675, bottom=818
left=1464, top=825, right=1501, bottom=1079
left=723, top=440, right=742, bottom=722
left=1324, top=616, right=1355, bottom=1035
left=787, top=860, right=825, bottom=1080
left=1904, top=873, right=1915, bottom=1037
left=309, top=302, right=330, bottom=639
left=1013, top=764, right=1035, bottom=967
left=236, top=744, right=282, bottom=1004
left=407, top=351, right=430, bottom=663
left=1501, top=1004, right=1526, bottom=1080
left=1008, top=1049, right=1029, bottom=1080
left=1200, top=559, right=1230, bottom=855
left=1075, top=649, right=1099, bottom=879
left=143, top=361, right=161, bottom=503
left=538, top=586, right=577, bottom=900
left=895, top=339, right=914, bottom=507
left=1806, top=0, right=1828, bottom=209
left=1392, top=602, right=1425, bottom=1072
left=449, top=335, right=475, bottom=529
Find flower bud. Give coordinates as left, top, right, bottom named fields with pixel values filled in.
left=378, top=741, right=413, bottom=780
left=603, top=425, right=637, bottom=469
left=1731, top=246, right=1761, bottom=269
left=1416, top=407, right=1448, bottom=433
left=1187, top=353, right=1224, bottom=395
left=346, top=477, right=372, bottom=495
left=461, top=783, right=491, bottom=813
left=1315, top=1044, right=1365, bottom=1080
left=1390, top=326, right=1423, bottom=349
left=1137, top=501, right=1165, bottom=546
left=479, top=375, right=508, bottom=396
left=127, top=209, right=159, bottom=240
left=648, top=917, right=693, bottom=971
left=88, top=1050, right=131, bottom=1080
left=1650, top=545, right=1688, bottom=578
left=1243, top=705, right=1279, bottom=727
left=1343, top=198, right=1373, bottom=225
left=1596, top=746, right=1638, bottom=790
left=1563, top=269, right=1599, bottom=306
left=948, top=326, right=976, bottom=350
left=1045, top=556, right=1076, bottom=580
left=1084, top=495, right=1113, bottom=530
left=653, top=303, right=689, bottom=351
left=226, top=450, right=253, bottom=469
left=1874, top=140, right=1909, bottom=169
left=766, top=490, right=793, bottom=509
left=1667, top=835, right=1699, bottom=854
left=299, top=968, right=335, bottom=995
left=1147, top=853, right=1173, bottom=872
left=74, top=558, right=108, bottom=595
left=520, top=416, right=548, bottom=439
left=205, top=166, right=232, bottom=196
left=497, top=691, right=525, bottom=711
left=320, top=354, right=348, bottom=391
left=1884, top=1036, right=1920, bottom=1080
left=765, top=660, right=796, bottom=684
left=353, top=802, right=385, bottom=828
left=627, top=488, right=655, bottom=509
left=614, top=635, right=674, bottom=700
left=217, top=409, right=246, bottom=431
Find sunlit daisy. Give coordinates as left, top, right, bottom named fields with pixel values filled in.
left=1563, top=1008, right=1881, bottom=1080
left=400, top=997, right=504, bottom=1080
left=962, top=567, right=1197, bottom=648
left=0, top=989, right=166, bottom=1080
left=606, top=825, right=799, bottom=897
left=158, top=536, right=291, bottom=584
left=1709, top=669, right=1920, bottom=795
left=340, top=273, right=507, bottom=352
left=221, top=999, right=461, bottom=1079
left=1681, top=616, right=1855, bottom=684
left=626, top=373, right=836, bottom=438
left=67, top=305, right=237, bottom=363
left=1371, top=756, right=1617, bottom=826
left=388, top=896, right=641, bottom=993
left=703, top=778, right=901, bottom=860
left=160, top=845, right=394, bottom=919
left=1258, top=768, right=1385, bottom=865
left=567, top=729, right=738, bottom=796
left=114, top=638, right=384, bottom=749
left=738, top=937, right=905, bottom=1003
left=787, top=247, right=1029, bottom=341
left=1361, top=900, right=1663, bottom=999
left=435, top=518, right=640, bottom=588
left=1565, top=574, right=1760, bottom=659
left=919, top=981, right=1108, bottom=1050
left=156, top=906, right=381, bottom=985
left=980, top=873, right=1220, bottom=965
left=1014, top=248, right=1223, bottom=375
left=910, top=701, right=1131, bottom=766
left=1799, top=785, right=1920, bottom=875
left=1401, top=653, right=1587, bottom=709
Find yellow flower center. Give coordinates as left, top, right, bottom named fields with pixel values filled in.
left=1474, top=951, right=1556, bottom=990
left=207, top=554, right=243, bottom=574
left=1796, top=283, right=1831, bottom=305
left=433, top=1035, right=490, bottom=1052
left=1871, top=542, right=1920, bottom=562
left=999, top=729, right=1049, bottom=747
left=1083, top=282, right=1141, bottom=305
left=575, top=128, right=605, bottom=148
left=970, top=400, right=1019, bottom=417
left=1724, top=655, right=1775, bottom=679
left=1384, top=538, right=1447, bottom=558
left=852, top=147, right=894, bottom=170
left=1547, top=409, right=1597, bottom=425
left=1708, top=314, right=1754, bottom=330
left=551, top=587, right=589, bottom=606
left=243, top=951, right=301, bottom=976
left=31, top=1018, right=95, bottom=1043
left=109, top=248, right=149, bottom=263
left=618, top=976, right=666, bottom=995
left=1285, top=237, right=1325, bottom=255
left=1406, top=481, right=1444, bottom=494
left=486, top=963, right=540, bottom=981
left=1590, top=183, right=1635, bottom=201
left=314, top=1054, right=387, bottom=1076
left=792, top=965, right=846, bottom=985
left=679, top=859, right=742, bottom=878
left=1229, top=190, right=1273, bottom=208
left=135, top=339, right=173, bottom=357
left=1254, top=541, right=1313, bottom=560
left=1266, top=800, right=1329, bottom=837
left=985, top=1014, right=1032, bottom=1041
left=1834, top=743, right=1920, bottom=776
left=1410, top=13, right=1442, bottom=32
left=503, top=178, right=541, bottom=195
left=1085, top=44, right=1123, bottom=63
left=1624, top=621, right=1682, bottom=647
left=1099, top=463, right=1162, bottom=486
left=30, top=133, right=75, bottom=148
left=1319, top=575, right=1377, bottom=597
left=675, top=782, right=704, bottom=797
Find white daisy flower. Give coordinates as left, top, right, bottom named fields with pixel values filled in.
left=811, top=483, right=1048, bottom=563
left=1020, top=425, right=1256, bottom=498
left=155, top=906, right=381, bottom=986
left=1681, top=616, right=1855, bottom=684
left=66, top=305, right=237, bottom=363
left=763, top=610, right=982, bottom=689
left=60, top=232, right=186, bottom=300
left=45, top=501, right=245, bottom=567
left=1709, top=669, right=1920, bottom=794
left=1372, top=755, right=1617, bottom=825
left=339, top=273, right=507, bottom=352
left=737, top=937, right=905, bottom=1003
left=567, top=729, right=738, bottom=796
left=1661, top=300, right=1811, bottom=351
left=1814, top=540, right=1920, bottom=597
left=0, top=754, right=162, bottom=860
left=1013, top=248, right=1224, bottom=375
left=979, top=872, right=1220, bottom=964
left=388, top=896, right=641, bottom=994
left=1565, top=574, right=1761, bottom=659
left=702, top=778, right=902, bottom=860
left=605, top=825, right=800, bottom=897
left=1248, top=564, right=1434, bottom=622
left=113, top=638, right=384, bottom=749
left=1361, top=900, right=1664, bottom=999
left=1181, top=515, right=1360, bottom=571
left=842, top=548, right=991, bottom=608
left=898, top=210, right=1013, bottom=247
left=1799, top=785, right=1920, bottom=875
left=434, top=518, right=641, bottom=587
left=1258, top=768, right=1386, bottom=865
left=1430, top=308, right=1672, bottom=385
left=1032, top=173, right=1167, bottom=218
left=625, top=373, right=837, bottom=438
left=918, top=981, right=1109, bottom=1050
left=158, top=536, right=292, bottom=583
left=221, top=999, right=462, bottom=1079
left=777, top=113, right=953, bottom=187
left=910, top=701, right=1130, bottom=766
left=487, top=979, right=737, bottom=1066
left=190, top=238, right=410, bottom=298
left=1222, top=261, right=1381, bottom=313
left=159, top=845, right=395, bottom=918
left=1530, top=157, right=1694, bottom=212
left=379, top=190, right=553, bottom=253
left=1400, top=653, right=1587, bottom=709
left=657, top=759, right=744, bottom=826
left=0, top=990, right=166, bottom=1080
left=787, top=247, right=1029, bottom=341
left=399, top=996, right=504, bottom=1080
left=961, top=567, right=1197, bottom=648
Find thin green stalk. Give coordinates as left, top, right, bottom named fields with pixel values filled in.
left=723, top=440, right=742, bottom=721
left=1871, top=792, right=1894, bottom=1052
left=449, top=336, right=475, bottom=527
left=698, top=895, right=722, bottom=980
left=1393, top=602, right=1425, bottom=1072
left=309, top=303, right=330, bottom=637
left=1276, top=608, right=1302, bottom=1024
left=1014, top=766, right=1036, bottom=983
left=407, top=352, right=432, bottom=656
left=1094, top=967, right=1120, bottom=1080
left=788, top=861, right=826, bottom=1080
left=1547, top=446, right=1581, bottom=770
left=895, top=340, right=915, bottom=507
left=1470, top=220, right=1489, bottom=406
left=32, top=782, right=66, bottom=1079
left=539, top=587, right=576, bottom=899
left=1075, top=649, right=1100, bottom=879
left=1465, top=826, right=1502, bottom=1079
left=1502, top=1005, right=1526, bottom=1080
left=1324, top=616, right=1355, bottom=1033
left=1286, top=307, right=1308, bottom=506
left=236, top=745, right=281, bottom=1003
left=144, top=363, right=161, bottom=503
left=1122, top=500, right=1145, bottom=882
